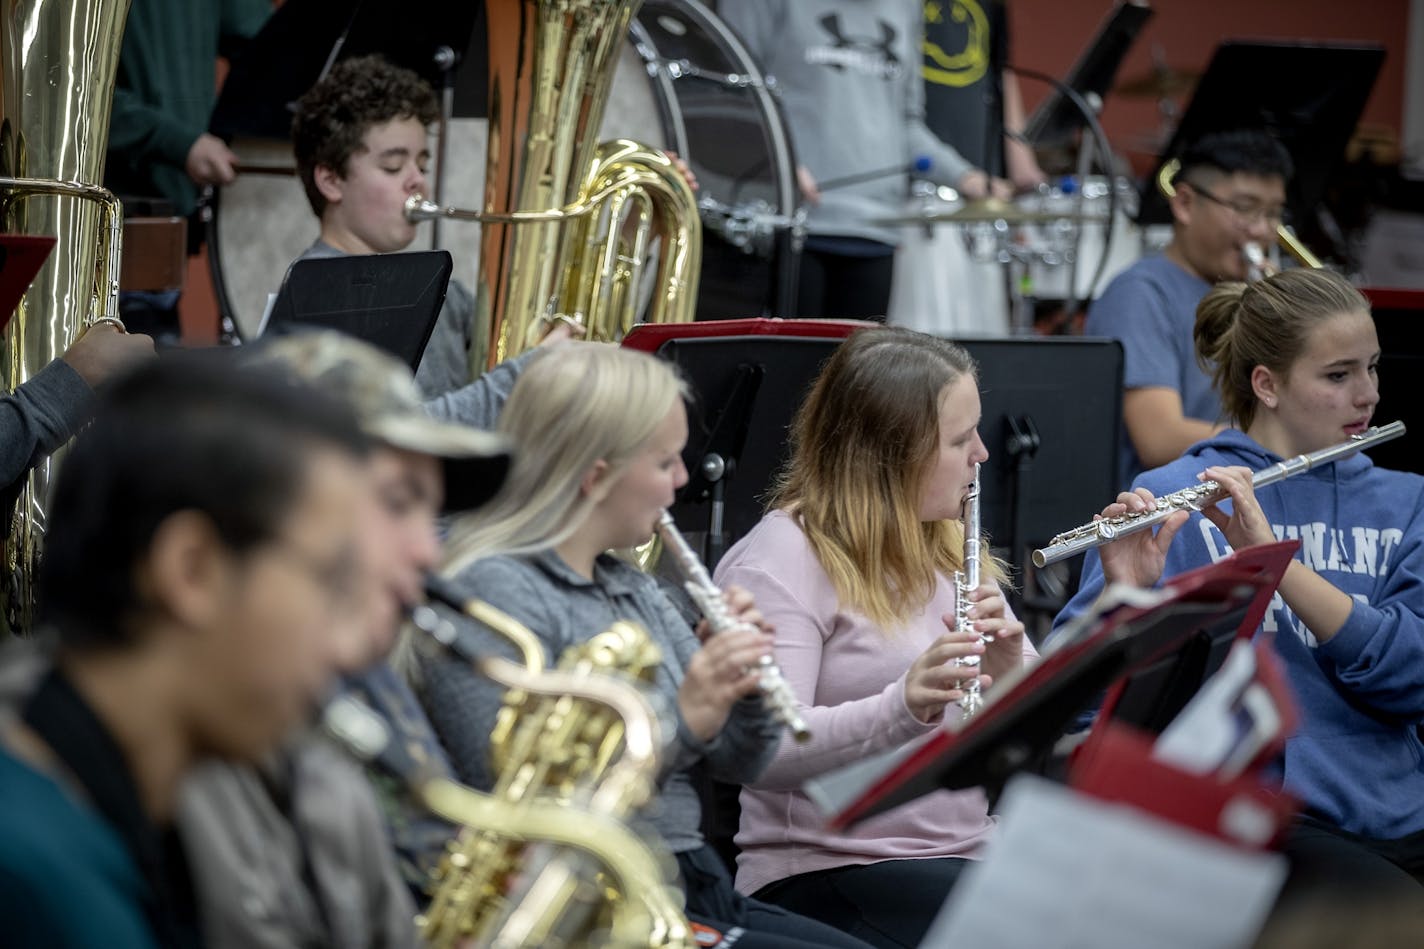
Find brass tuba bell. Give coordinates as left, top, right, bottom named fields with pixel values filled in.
left=1, top=0, right=130, bottom=632
left=408, top=0, right=701, bottom=366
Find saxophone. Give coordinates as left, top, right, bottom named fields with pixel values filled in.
left=412, top=576, right=694, bottom=949
left=954, top=463, right=987, bottom=720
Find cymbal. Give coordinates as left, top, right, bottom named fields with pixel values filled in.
left=1115, top=66, right=1199, bottom=99
left=871, top=198, right=1092, bottom=227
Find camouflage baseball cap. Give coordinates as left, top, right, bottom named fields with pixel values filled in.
left=252, top=331, right=511, bottom=513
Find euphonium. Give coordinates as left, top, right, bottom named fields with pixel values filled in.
left=1, top=0, right=130, bottom=631
left=414, top=575, right=694, bottom=949
left=407, top=0, right=700, bottom=364
left=321, top=688, right=686, bottom=949
left=954, top=463, right=988, bottom=719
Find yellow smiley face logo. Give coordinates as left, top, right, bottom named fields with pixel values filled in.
left=923, top=0, right=990, bottom=88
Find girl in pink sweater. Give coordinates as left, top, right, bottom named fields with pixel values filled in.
left=715, top=326, right=1180, bottom=947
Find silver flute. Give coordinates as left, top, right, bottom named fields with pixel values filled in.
left=1033, top=421, right=1407, bottom=568
left=955, top=463, right=987, bottom=719
left=655, top=511, right=812, bottom=743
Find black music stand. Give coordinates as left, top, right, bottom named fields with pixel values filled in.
left=955, top=338, right=1123, bottom=621
left=1363, top=288, right=1424, bottom=478
left=1022, top=1, right=1155, bottom=150
left=210, top=0, right=485, bottom=142
left=640, top=329, right=1125, bottom=614
left=653, top=332, right=854, bottom=566
left=1135, top=41, right=1384, bottom=228
left=816, top=541, right=1298, bottom=827
left=264, top=251, right=452, bottom=372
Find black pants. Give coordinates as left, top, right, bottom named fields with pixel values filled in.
left=677, top=845, right=876, bottom=949
left=796, top=248, right=894, bottom=321
left=753, top=856, right=971, bottom=949
left=1278, top=814, right=1424, bottom=906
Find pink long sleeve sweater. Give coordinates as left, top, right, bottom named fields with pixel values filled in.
left=714, top=510, right=1038, bottom=895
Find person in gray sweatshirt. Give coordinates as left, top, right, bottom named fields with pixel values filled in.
left=719, top=0, right=1011, bottom=320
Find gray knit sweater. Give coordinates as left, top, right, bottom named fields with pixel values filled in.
left=417, top=549, right=782, bottom=853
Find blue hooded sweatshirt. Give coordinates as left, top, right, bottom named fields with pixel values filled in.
left=1050, top=428, right=1424, bottom=840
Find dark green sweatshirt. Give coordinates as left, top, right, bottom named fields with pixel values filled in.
left=104, top=0, right=270, bottom=216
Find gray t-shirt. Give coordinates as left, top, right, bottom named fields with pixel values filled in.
left=1084, top=254, right=1220, bottom=489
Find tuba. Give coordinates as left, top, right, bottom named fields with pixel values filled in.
left=412, top=576, right=694, bottom=949
left=407, top=0, right=701, bottom=364
left=1, top=0, right=130, bottom=631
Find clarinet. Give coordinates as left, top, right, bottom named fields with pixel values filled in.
left=955, top=464, right=987, bottom=720
left=1032, top=421, right=1407, bottom=568
left=655, top=511, right=812, bottom=743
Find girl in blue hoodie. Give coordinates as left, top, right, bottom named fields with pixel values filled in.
left=1053, top=268, right=1424, bottom=898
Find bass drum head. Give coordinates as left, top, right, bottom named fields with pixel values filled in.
left=632, top=0, right=800, bottom=321
left=208, top=137, right=319, bottom=342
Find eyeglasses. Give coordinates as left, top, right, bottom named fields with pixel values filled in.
left=265, top=541, right=362, bottom=607
left=1184, top=181, right=1288, bottom=228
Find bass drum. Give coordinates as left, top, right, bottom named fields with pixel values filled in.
left=208, top=0, right=800, bottom=340
left=631, top=0, right=801, bottom=321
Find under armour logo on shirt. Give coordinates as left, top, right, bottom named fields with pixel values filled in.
left=805, top=14, right=903, bottom=79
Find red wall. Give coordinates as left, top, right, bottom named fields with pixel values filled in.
left=1009, top=0, right=1409, bottom=174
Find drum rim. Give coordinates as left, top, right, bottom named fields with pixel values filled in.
left=632, top=0, right=798, bottom=218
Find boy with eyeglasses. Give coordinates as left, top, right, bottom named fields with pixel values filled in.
left=0, top=356, right=371, bottom=948
left=175, top=332, right=513, bottom=948
left=1085, top=129, right=1293, bottom=489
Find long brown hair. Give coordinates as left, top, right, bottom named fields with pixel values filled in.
left=772, top=327, right=1005, bottom=628
left=1195, top=269, right=1369, bottom=429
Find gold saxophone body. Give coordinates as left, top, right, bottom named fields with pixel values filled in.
left=407, top=0, right=701, bottom=363
left=414, top=581, right=694, bottom=949
left=1, top=0, right=129, bottom=631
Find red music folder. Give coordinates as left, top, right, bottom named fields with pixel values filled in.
left=621, top=316, right=875, bottom=352
left=0, top=235, right=57, bottom=333
left=818, top=541, right=1300, bottom=831
left=1069, top=637, right=1299, bottom=849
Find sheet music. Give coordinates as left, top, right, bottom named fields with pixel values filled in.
left=1153, top=640, right=1283, bottom=780
left=921, top=775, right=1286, bottom=949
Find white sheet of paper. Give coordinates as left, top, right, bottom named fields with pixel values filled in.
left=920, top=774, right=1286, bottom=949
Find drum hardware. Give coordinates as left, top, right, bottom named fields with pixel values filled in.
left=643, top=55, right=774, bottom=91
left=869, top=200, right=1094, bottom=228
left=697, top=196, right=804, bottom=257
